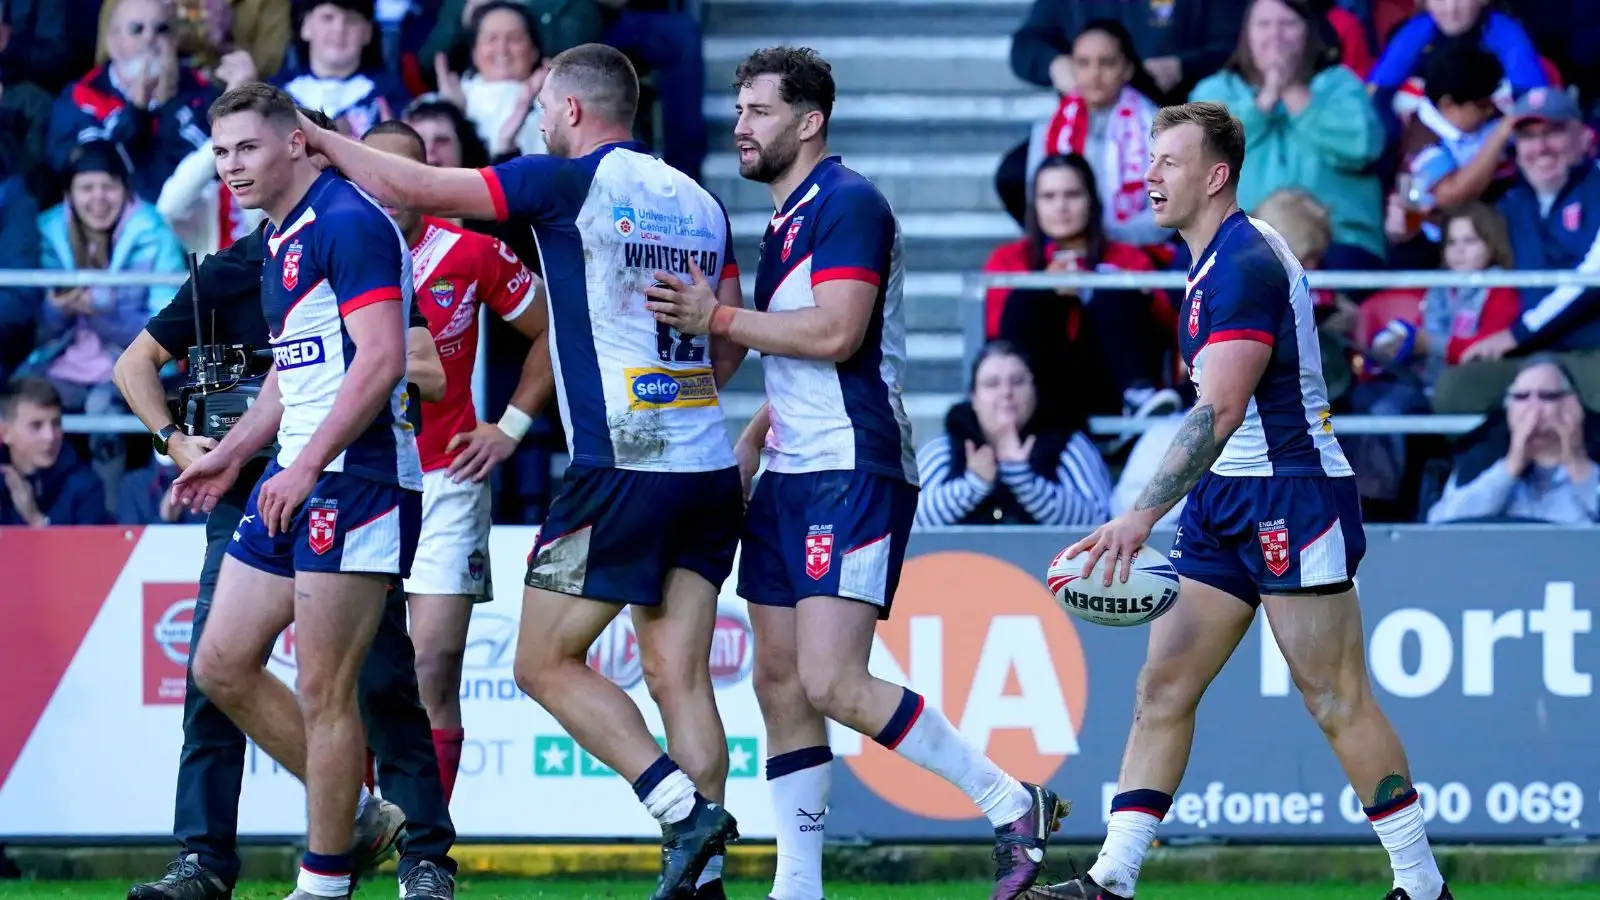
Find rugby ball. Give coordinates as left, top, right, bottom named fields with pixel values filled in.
left=1046, top=545, right=1180, bottom=627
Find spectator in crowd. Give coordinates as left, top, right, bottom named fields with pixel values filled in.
left=0, top=376, right=110, bottom=527
left=1369, top=0, right=1547, bottom=145
left=994, top=19, right=1170, bottom=249
left=983, top=153, right=1179, bottom=425
left=118, top=453, right=207, bottom=524
left=1009, top=0, right=1248, bottom=105
left=0, top=0, right=106, bottom=95
left=0, top=0, right=55, bottom=205
left=1402, top=42, right=1517, bottom=219
left=914, top=340, right=1112, bottom=527
left=1427, top=355, right=1600, bottom=524
left=1190, top=0, right=1387, bottom=268
left=96, top=0, right=294, bottom=83
left=403, top=93, right=491, bottom=169
left=1436, top=88, right=1600, bottom=411
left=0, top=170, right=40, bottom=384
left=48, top=0, right=222, bottom=204
left=276, top=0, right=409, bottom=137
left=26, top=141, right=186, bottom=509
left=1313, top=0, right=1374, bottom=78
left=432, top=1, right=548, bottom=160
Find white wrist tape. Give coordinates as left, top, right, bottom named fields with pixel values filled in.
left=497, top=405, right=533, bottom=443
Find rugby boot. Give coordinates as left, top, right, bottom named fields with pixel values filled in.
left=400, top=861, right=456, bottom=900
left=1384, top=884, right=1454, bottom=900
left=649, top=797, right=740, bottom=900
left=127, top=854, right=232, bottom=900
left=692, top=878, right=727, bottom=900
left=1025, top=873, right=1129, bottom=900
left=992, top=783, right=1072, bottom=900
left=347, top=797, right=406, bottom=890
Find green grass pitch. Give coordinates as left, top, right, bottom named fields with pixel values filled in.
left=0, top=880, right=1582, bottom=899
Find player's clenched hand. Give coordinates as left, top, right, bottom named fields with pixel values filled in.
left=643, top=258, right=718, bottom=335
left=257, top=463, right=318, bottom=537
left=1063, top=510, right=1156, bottom=587
left=171, top=451, right=244, bottom=515
left=447, top=421, right=517, bottom=483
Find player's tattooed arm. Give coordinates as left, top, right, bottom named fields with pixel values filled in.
left=1133, top=403, right=1223, bottom=514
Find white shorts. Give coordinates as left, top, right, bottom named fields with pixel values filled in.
left=403, top=469, right=492, bottom=600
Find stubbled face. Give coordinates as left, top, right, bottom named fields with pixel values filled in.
left=1146, top=122, right=1221, bottom=231
left=1, top=400, right=64, bottom=472
left=1071, top=29, right=1131, bottom=108
left=69, top=171, right=127, bottom=232
left=733, top=73, right=806, bottom=184
left=408, top=115, right=465, bottom=168
left=472, top=8, right=537, bottom=82
left=212, top=111, right=299, bottom=214
left=537, top=74, right=578, bottom=158
left=1034, top=165, right=1092, bottom=242
left=301, top=3, right=370, bottom=74
left=364, top=131, right=425, bottom=234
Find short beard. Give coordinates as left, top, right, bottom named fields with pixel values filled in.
left=544, top=127, right=573, bottom=159
left=739, top=125, right=802, bottom=184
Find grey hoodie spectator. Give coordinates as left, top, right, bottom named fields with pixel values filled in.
left=0, top=377, right=109, bottom=527
left=1010, top=0, right=1248, bottom=103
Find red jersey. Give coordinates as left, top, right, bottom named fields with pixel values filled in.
left=409, top=216, right=537, bottom=472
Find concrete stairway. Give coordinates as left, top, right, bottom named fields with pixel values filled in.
left=698, top=0, right=1049, bottom=439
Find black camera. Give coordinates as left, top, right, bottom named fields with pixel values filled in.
left=179, top=343, right=271, bottom=441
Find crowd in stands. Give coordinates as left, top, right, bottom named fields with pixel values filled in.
left=966, top=0, right=1600, bottom=527
left=0, top=0, right=707, bottom=527
left=3, top=0, right=1600, bottom=530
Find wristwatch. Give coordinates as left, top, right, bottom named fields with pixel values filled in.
left=153, top=423, right=181, bottom=455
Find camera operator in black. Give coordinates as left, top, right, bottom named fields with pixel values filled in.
left=112, top=223, right=459, bottom=900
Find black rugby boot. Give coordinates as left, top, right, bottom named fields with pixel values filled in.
left=128, top=855, right=232, bottom=900
left=650, top=797, right=740, bottom=900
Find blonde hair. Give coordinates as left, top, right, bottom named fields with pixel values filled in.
left=1252, top=188, right=1331, bottom=266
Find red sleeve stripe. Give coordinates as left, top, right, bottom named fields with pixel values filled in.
left=721, top=262, right=740, bottom=281
left=339, top=287, right=403, bottom=316
left=812, top=266, right=880, bottom=287
left=1207, top=328, right=1274, bottom=347
left=478, top=167, right=509, bottom=222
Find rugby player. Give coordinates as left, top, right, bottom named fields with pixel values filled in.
left=1032, top=102, right=1450, bottom=900
left=361, top=119, right=552, bottom=803
left=296, top=44, right=750, bottom=899
left=171, top=82, right=425, bottom=900
left=643, top=47, right=1068, bottom=900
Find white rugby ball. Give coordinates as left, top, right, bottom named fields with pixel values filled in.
left=1046, top=545, right=1180, bottom=627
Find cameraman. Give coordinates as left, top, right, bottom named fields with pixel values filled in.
left=112, top=234, right=458, bottom=897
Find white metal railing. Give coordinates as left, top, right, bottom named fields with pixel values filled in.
left=967, top=268, right=1600, bottom=292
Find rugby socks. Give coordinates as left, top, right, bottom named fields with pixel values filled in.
left=696, top=854, right=725, bottom=888
left=633, top=754, right=698, bottom=825
left=1367, top=790, right=1445, bottom=900
left=297, top=851, right=352, bottom=898
left=766, top=746, right=833, bottom=900
left=1088, top=789, right=1172, bottom=897
left=873, top=688, right=1033, bottom=828
left=432, top=728, right=465, bottom=803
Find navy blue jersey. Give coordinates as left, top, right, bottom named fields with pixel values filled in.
left=1177, top=211, right=1351, bottom=478
left=751, top=157, right=916, bottom=484
left=260, top=169, right=421, bottom=489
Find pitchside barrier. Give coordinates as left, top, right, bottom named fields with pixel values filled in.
left=1, top=523, right=1594, bottom=843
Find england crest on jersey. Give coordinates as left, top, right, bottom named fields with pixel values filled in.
left=282, top=242, right=302, bottom=291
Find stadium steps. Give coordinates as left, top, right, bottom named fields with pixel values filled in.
left=702, top=0, right=1044, bottom=442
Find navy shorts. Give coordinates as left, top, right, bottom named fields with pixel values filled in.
left=1169, top=472, right=1366, bottom=607
left=227, top=460, right=422, bottom=579
left=524, top=465, right=744, bottom=606
left=738, top=470, right=918, bottom=620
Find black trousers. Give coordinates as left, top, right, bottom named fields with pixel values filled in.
left=173, top=500, right=456, bottom=885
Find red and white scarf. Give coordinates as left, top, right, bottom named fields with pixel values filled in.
left=1041, top=86, right=1150, bottom=224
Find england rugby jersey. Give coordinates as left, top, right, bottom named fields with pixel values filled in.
left=752, top=156, right=916, bottom=485
left=1177, top=211, right=1353, bottom=478
left=409, top=216, right=538, bottom=472
left=478, top=142, right=738, bottom=473
left=260, top=169, right=422, bottom=489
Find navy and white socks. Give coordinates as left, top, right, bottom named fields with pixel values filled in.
left=1088, top=789, right=1173, bottom=897
left=632, top=754, right=700, bottom=825
left=766, top=746, right=833, bottom=900
left=873, top=688, right=1033, bottom=828
left=297, top=851, right=351, bottom=898
left=1367, top=789, right=1445, bottom=900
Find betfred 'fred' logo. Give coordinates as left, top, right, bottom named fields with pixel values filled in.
left=842, top=552, right=1087, bottom=820
left=143, top=583, right=200, bottom=705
